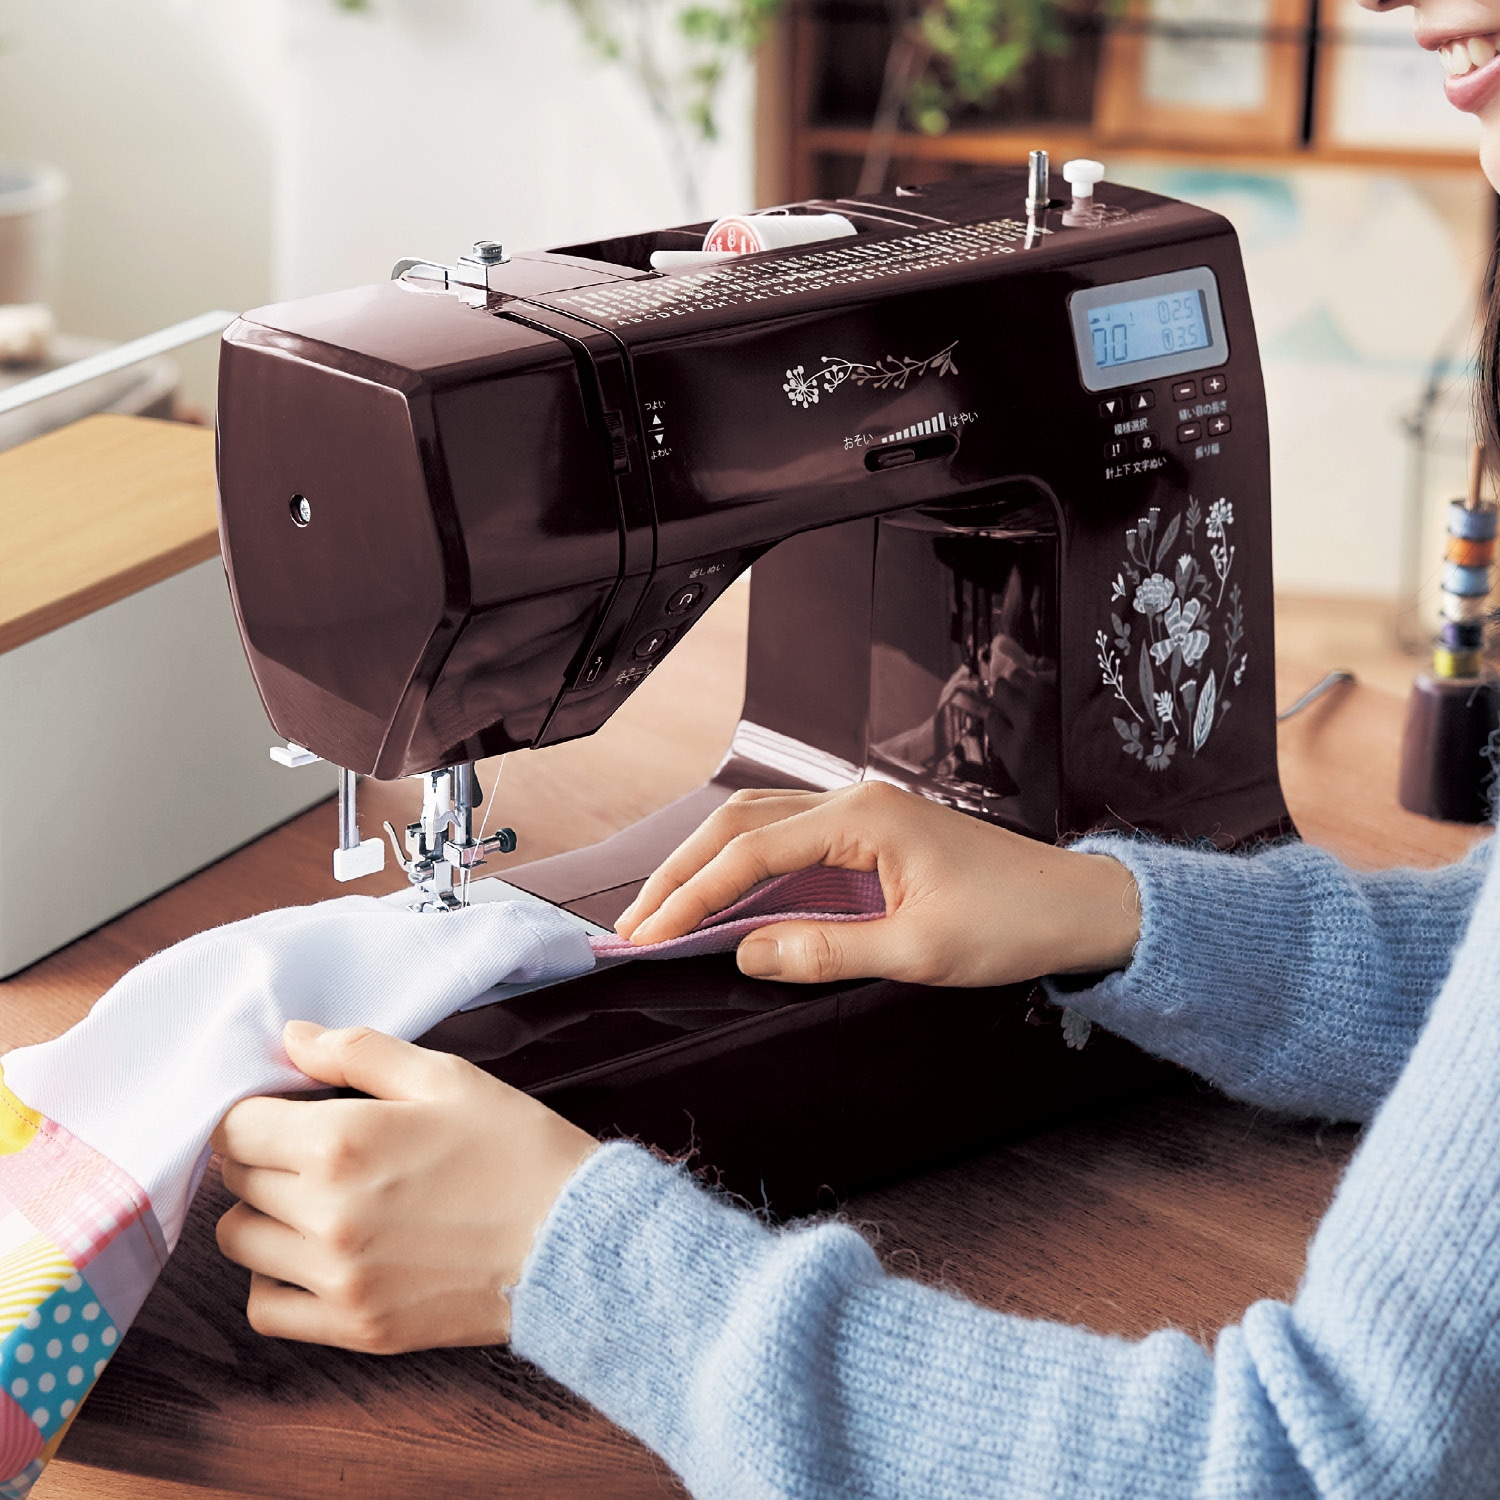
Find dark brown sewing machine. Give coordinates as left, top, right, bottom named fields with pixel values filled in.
left=215, top=160, right=1289, bottom=1209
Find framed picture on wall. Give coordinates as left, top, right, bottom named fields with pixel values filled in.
left=1094, top=0, right=1312, bottom=150
left=1315, top=0, right=1482, bottom=153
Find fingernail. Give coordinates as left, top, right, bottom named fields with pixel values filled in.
left=283, top=1019, right=326, bottom=1042
left=738, top=937, right=781, bottom=977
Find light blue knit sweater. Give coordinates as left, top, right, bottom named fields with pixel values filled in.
left=510, top=835, right=1499, bottom=1498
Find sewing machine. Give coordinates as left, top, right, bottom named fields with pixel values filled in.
left=216, top=159, right=1289, bottom=1208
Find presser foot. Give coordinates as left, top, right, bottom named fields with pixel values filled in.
left=381, top=819, right=519, bottom=910
left=269, top=745, right=516, bottom=904
left=380, top=761, right=517, bottom=911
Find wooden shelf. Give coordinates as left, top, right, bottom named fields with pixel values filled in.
left=800, top=124, right=1487, bottom=179
left=0, top=414, right=218, bottom=655
left=757, top=5, right=1491, bottom=201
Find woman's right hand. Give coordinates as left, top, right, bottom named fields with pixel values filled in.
left=614, top=782, right=1141, bottom=988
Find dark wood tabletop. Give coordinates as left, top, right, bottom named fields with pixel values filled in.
left=19, top=583, right=1484, bottom=1500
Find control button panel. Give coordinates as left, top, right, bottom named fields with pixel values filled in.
left=1097, top=370, right=1232, bottom=479
left=567, top=554, right=747, bottom=697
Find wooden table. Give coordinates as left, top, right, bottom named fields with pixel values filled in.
left=14, top=582, right=1482, bottom=1499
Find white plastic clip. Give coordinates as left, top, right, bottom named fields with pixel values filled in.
left=269, top=742, right=321, bottom=768
left=333, top=839, right=386, bottom=882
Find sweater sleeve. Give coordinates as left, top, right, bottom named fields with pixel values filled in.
left=511, top=845, right=1500, bottom=1499
left=1041, top=834, right=1492, bottom=1122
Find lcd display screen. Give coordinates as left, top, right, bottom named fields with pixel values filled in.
left=1087, top=289, right=1209, bottom=370
left=1069, top=267, right=1229, bottom=393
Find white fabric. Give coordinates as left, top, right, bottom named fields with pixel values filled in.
left=2, top=897, right=595, bottom=1248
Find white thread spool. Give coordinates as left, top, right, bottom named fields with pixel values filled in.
left=701, top=212, right=858, bottom=256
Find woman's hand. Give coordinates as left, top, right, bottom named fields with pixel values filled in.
left=212, top=1021, right=595, bottom=1354
left=614, top=782, right=1140, bottom=988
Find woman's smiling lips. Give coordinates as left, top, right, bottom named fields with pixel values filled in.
left=1436, top=31, right=1500, bottom=111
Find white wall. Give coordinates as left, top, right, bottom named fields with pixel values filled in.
left=0, top=0, right=755, bottom=398
left=0, top=0, right=276, bottom=404
left=272, top=0, right=754, bottom=299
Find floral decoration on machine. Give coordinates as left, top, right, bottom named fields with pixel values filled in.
left=1095, top=498, right=1247, bottom=774
left=782, top=342, right=959, bottom=409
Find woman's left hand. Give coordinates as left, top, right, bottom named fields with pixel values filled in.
left=212, top=1020, right=596, bottom=1353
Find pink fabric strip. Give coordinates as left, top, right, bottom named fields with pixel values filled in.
left=588, top=866, right=886, bottom=961
left=0, top=1118, right=159, bottom=1273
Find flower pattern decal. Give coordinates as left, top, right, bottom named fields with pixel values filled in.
left=1151, top=597, right=1210, bottom=670
left=1094, top=497, right=1247, bottom=774
left=781, top=343, right=959, bottom=408
left=782, top=366, right=819, bottom=409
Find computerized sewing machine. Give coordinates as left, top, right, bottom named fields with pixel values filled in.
left=216, top=158, right=1289, bottom=1208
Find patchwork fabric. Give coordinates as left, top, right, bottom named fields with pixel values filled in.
left=0, top=1394, right=41, bottom=1478
left=0, top=1271, right=118, bottom=1443
left=0, top=1077, right=149, bottom=1495
left=0, top=1095, right=40, bottom=1162
left=0, top=1239, right=75, bottom=1342
left=589, top=866, right=887, bottom=961
left=0, top=1120, right=154, bottom=1271
left=0, top=1463, right=44, bottom=1500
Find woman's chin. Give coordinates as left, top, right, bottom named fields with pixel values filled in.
left=1478, top=110, right=1500, bottom=195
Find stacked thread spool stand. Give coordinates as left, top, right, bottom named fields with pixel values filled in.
left=1398, top=446, right=1500, bottom=823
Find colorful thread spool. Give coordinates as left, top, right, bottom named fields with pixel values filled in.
left=1443, top=562, right=1492, bottom=599
left=1441, top=593, right=1491, bottom=622
left=1446, top=535, right=1496, bottom=568
left=1441, top=619, right=1485, bottom=652
left=1399, top=451, right=1500, bottom=822
left=1448, top=500, right=1498, bottom=541
left=1432, top=480, right=1495, bottom=679
left=1434, top=647, right=1483, bottom=678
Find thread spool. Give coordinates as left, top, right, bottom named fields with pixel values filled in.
left=1448, top=499, right=1498, bottom=540
left=1440, top=619, right=1485, bottom=651
left=1399, top=444, right=1500, bottom=822
left=1434, top=648, right=1483, bottom=679
left=1443, top=562, right=1492, bottom=598
left=1434, top=446, right=1495, bottom=667
left=1441, top=593, right=1491, bottom=622
left=1446, top=536, right=1496, bottom=567
left=701, top=212, right=857, bottom=256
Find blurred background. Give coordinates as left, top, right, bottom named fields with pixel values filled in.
left=0, top=0, right=1492, bottom=649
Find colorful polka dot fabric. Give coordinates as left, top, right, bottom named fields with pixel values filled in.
left=0, top=1076, right=155, bottom=1497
